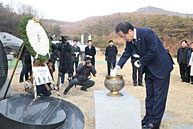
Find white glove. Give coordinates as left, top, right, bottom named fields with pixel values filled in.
left=86, top=55, right=92, bottom=58
left=110, top=65, right=120, bottom=76
left=133, top=54, right=140, bottom=58
left=134, top=60, right=141, bottom=68
left=75, top=52, right=79, bottom=57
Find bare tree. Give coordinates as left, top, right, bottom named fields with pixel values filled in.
left=15, top=2, right=44, bottom=19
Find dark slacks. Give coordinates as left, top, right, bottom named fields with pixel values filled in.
left=52, top=60, right=56, bottom=72
left=65, top=78, right=95, bottom=92
left=107, top=60, right=116, bottom=75
left=73, top=61, right=79, bottom=71
left=132, top=63, right=143, bottom=84
left=179, top=64, right=190, bottom=82
left=143, top=69, right=170, bottom=126
left=91, top=60, right=95, bottom=67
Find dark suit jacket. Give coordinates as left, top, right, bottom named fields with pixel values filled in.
left=72, top=46, right=81, bottom=62
left=117, top=27, right=173, bottom=79
left=105, top=45, right=118, bottom=63
left=85, top=46, right=96, bottom=62
left=177, top=46, right=191, bottom=65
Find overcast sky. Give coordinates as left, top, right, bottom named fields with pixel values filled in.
left=1, top=0, right=193, bottom=22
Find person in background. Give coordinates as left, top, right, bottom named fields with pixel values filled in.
left=72, top=40, right=81, bottom=72
left=105, top=40, right=118, bottom=76
left=58, top=36, right=73, bottom=87
left=55, top=40, right=61, bottom=71
left=177, top=40, right=191, bottom=83
left=85, top=40, right=96, bottom=66
left=50, top=36, right=58, bottom=72
left=18, top=44, right=32, bottom=83
left=55, top=40, right=62, bottom=87
left=188, top=42, right=193, bottom=84
left=34, top=60, right=52, bottom=96
left=131, top=52, right=143, bottom=86
left=63, top=57, right=96, bottom=95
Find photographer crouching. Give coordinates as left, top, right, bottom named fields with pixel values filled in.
left=63, top=57, right=96, bottom=95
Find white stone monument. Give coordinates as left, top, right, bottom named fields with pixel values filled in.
left=94, top=90, right=141, bottom=129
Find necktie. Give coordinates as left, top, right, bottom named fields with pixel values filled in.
left=133, top=39, right=138, bottom=52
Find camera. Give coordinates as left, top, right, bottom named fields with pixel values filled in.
left=86, top=60, right=90, bottom=65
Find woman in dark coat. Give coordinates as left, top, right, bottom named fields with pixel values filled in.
left=58, top=37, right=73, bottom=86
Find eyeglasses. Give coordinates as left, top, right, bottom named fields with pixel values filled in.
left=120, top=35, right=126, bottom=39
left=119, top=33, right=128, bottom=39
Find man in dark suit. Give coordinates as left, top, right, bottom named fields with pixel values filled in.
left=85, top=40, right=96, bottom=66
left=177, top=40, right=191, bottom=82
left=105, top=40, right=118, bottom=75
left=111, top=22, right=173, bottom=129
left=72, top=40, right=81, bottom=71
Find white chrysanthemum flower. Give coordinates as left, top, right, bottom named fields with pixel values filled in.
left=26, top=19, right=49, bottom=56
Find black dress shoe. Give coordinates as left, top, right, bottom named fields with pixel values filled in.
left=80, top=87, right=88, bottom=91
left=63, top=90, right=68, bottom=95
left=141, top=120, right=147, bottom=126
left=133, top=83, right=137, bottom=86
left=138, top=83, right=144, bottom=87
left=142, top=123, right=159, bottom=129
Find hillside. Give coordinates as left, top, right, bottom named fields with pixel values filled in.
left=43, top=7, right=193, bottom=54
left=136, top=6, right=193, bottom=17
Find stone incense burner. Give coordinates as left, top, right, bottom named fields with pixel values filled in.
left=104, top=75, right=125, bottom=97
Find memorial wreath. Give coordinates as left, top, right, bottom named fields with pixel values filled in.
left=19, top=16, right=52, bottom=62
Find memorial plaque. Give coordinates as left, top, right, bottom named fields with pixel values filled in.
left=0, top=40, right=8, bottom=91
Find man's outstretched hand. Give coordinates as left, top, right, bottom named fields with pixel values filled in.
left=110, top=65, right=120, bottom=76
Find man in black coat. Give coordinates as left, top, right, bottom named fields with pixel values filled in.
left=18, top=44, right=32, bottom=83
left=58, top=36, right=73, bottom=86
left=177, top=40, right=191, bottom=82
left=63, top=57, right=96, bottom=95
left=85, top=40, right=96, bottom=66
left=105, top=40, right=118, bottom=75
left=51, top=43, right=58, bottom=72
left=72, top=40, right=81, bottom=71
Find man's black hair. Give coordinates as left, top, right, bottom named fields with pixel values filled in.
left=50, top=36, right=53, bottom=41
left=109, top=40, right=113, bottom=43
left=115, top=22, right=134, bottom=34
left=87, top=40, right=92, bottom=43
left=73, top=40, right=77, bottom=42
left=61, top=36, right=67, bottom=43
left=47, top=59, right=52, bottom=63
left=181, top=40, right=187, bottom=44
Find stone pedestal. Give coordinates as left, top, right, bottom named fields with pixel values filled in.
left=0, top=94, right=84, bottom=129
left=94, top=90, right=141, bottom=129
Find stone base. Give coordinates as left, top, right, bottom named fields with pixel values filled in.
left=0, top=94, right=84, bottom=129
left=94, top=90, right=141, bottom=129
